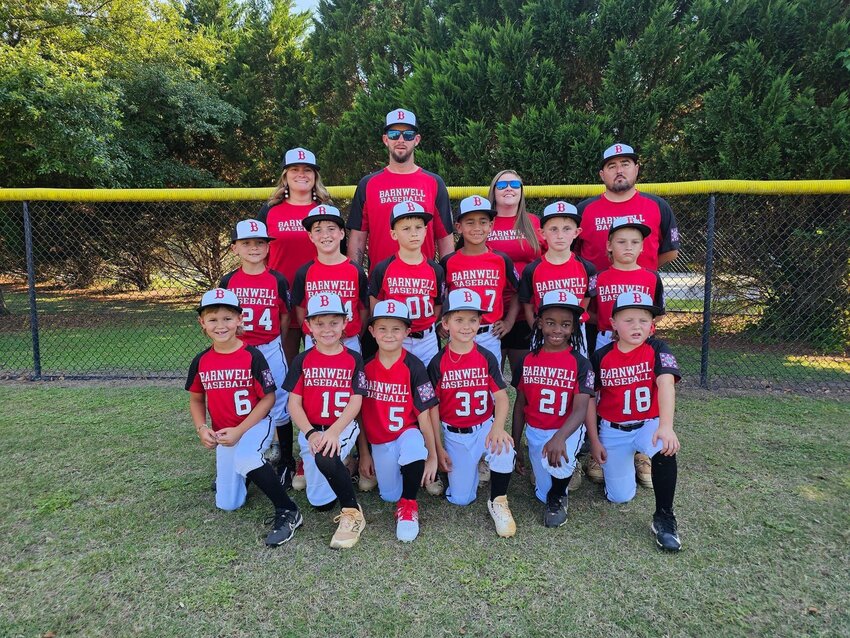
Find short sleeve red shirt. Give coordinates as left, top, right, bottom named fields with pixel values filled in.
left=290, top=260, right=369, bottom=337
left=185, top=344, right=276, bottom=431
left=486, top=215, right=544, bottom=311
left=368, top=255, right=445, bottom=332
left=594, top=267, right=664, bottom=332
left=258, top=201, right=317, bottom=284
left=441, top=249, right=519, bottom=325
left=283, top=347, right=368, bottom=427
left=347, top=168, right=454, bottom=267
left=518, top=253, right=598, bottom=313
left=219, top=267, right=290, bottom=346
left=361, top=350, right=438, bottom=444
left=511, top=348, right=595, bottom=430
left=427, top=345, right=507, bottom=428
left=591, top=338, right=681, bottom=422
left=576, top=191, right=680, bottom=273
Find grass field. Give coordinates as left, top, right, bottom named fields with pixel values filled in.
left=1, top=384, right=848, bottom=637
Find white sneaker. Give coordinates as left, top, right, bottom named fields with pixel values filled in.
left=395, top=498, right=420, bottom=542
left=487, top=495, right=517, bottom=538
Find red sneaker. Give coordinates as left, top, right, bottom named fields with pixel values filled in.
left=395, top=498, right=419, bottom=542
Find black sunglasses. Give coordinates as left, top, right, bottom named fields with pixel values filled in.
left=495, top=179, right=522, bottom=190
left=386, top=129, right=417, bottom=141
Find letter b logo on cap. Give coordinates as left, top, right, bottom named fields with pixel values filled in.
left=215, top=289, right=225, bottom=299
left=463, top=291, right=473, bottom=302
left=397, top=110, right=405, bottom=120
left=320, top=295, right=329, bottom=307
left=297, top=150, right=306, bottom=160
left=249, top=221, right=258, bottom=232
left=318, top=206, right=326, bottom=215
left=387, top=301, right=396, bottom=313
left=558, top=291, right=568, bottom=302
left=557, top=202, right=566, bottom=212
left=632, top=292, right=643, bottom=303
left=406, top=202, right=416, bottom=212
left=473, top=196, right=482, bottom=207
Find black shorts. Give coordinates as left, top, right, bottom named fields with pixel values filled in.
left=501, top=320, right=532, bottom=350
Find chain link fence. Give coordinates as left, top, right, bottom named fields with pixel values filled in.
left=1, top=187, right=848, bottom=391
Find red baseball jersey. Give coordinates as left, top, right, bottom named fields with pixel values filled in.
left=518, top=253, right=598, bottom=312
left=591, top=338, right=681, bottom=422
left=347, top=168, right=454, bottom=267
left=441, top=249, right=519, bottom=325
left=486, top=214, right=545, bottom=310
left=257, top=201, right=317, bottom=285
left=185, top=344, right=276, bottom=431
left=219, top=267, right=290, bottom=346
left=576, top=191, right=680, bottom=273
left=290, top=259, right=369, bottom=337
left=427, top=345, right=506, bottom=428
left=511, top=348, right=595, bottom=430
left=368, top=255, right=445, bottom=332
left=594, top=267, right=665, bottom=332
left=282, top=347, right=368, bottom=427
left=361, top=350, right=438, bottom=445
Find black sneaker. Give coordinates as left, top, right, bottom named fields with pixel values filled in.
left=265, top=508, right=303, bottom=546
left=651, top=511, right=682, bottom=551
left=543, top=493, right=568, bottom=528
left=278, top=465, right=293, bottom=491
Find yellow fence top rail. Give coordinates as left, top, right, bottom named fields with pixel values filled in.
left=1, top=180, right=848, bottom=202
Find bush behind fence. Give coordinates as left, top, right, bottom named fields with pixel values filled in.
left=1, top=184, right=848, bottom=391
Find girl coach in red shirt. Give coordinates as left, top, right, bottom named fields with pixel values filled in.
left=485, top=170, right=544, bottom=373
left=258, top=147, right=333, bottom=363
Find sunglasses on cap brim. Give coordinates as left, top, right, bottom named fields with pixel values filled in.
left=386, top=129, right=418, bottom=141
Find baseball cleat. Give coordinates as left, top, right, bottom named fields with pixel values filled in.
left=395, top=498, right=420, bottom=542
left=330, top=505, right=366, bottom=549
left=425, top=476, right=444, bottom=497
left=265, top=441, right=281, bottom=464
left=291, top=459, right=306, bottom=491
left=568, top=466, right=582, bottom=492
left=265, top=508, right=303, bottom=546
left=488, top=495, right=517, bottom=538
left=635, top=453, right=653, bottom=488
left=585, top=456, right=604, bottom=483
left=478, top=459, right=490, bottom=484
left=544, top=493, right=568, bottom=528
left=358, top=474, right=378, bottom=492
left=651, top=511, right=681, bottom=552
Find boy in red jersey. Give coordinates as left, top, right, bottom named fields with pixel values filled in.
left=220, top=219, right=296, bottom=487
left=427, top=289, right=517, bottom=537
left=588, top=217, right=666, bottom=489
left=186, top=288, right=302, bottom=546
left=441, top=195, right=520, bottom=368
left=587, top=291, right=683, bottom=551
left=357, top=300, right=439, bottom=542
left=283, top=292, right=368, bottom=549
left=369, top=201, right=445, bottom=366
left=518, top=201, right=597, bottom=356
left=511, top=291, right=595, bottom=528
left=291, top=205, right=369, bottom=353
left=594, top=217, right=665, bottom=351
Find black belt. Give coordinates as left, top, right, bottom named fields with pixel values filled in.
left=608, top=420, right=645, bottom=432
left=476, top=325, right=491, bottom=335
left=409, top=330, right=425, bottom=339
left=446, top=425, right=475, bottom=434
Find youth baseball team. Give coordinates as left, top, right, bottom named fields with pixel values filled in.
left=187, top=108, right=684, bottom=552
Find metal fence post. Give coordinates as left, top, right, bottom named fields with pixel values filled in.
left=23, top=202, right=42, bottom=380
left=700, top=194, right=716, bottom=389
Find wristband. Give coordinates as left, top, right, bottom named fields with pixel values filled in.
left=305, top=428, right=321, bottom=440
